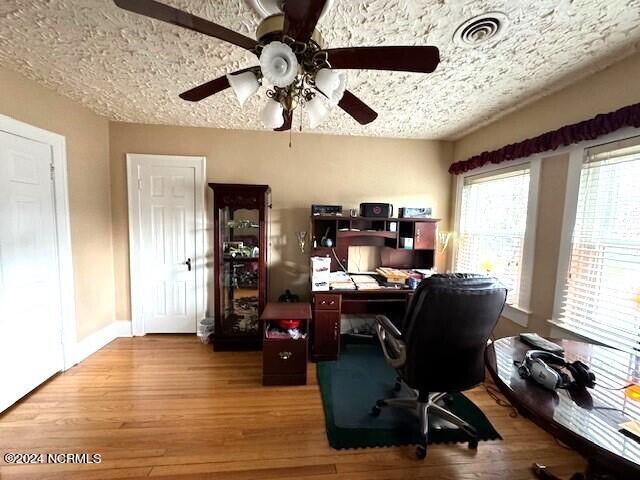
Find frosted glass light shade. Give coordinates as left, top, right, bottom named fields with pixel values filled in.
left=226, top=71, right=260, bottom=106
left=315, top=68, right=347, bottom=104
left=306, top=96, right=330, bottom=128
left=261, top=98, right=285, bottom=129
left=260, top=41, right=299, bottom=88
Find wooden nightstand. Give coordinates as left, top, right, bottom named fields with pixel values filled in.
left=260, top=303, right=311, bottom=386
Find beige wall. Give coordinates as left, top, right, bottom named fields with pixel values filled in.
left=452, top=52, right=640, bottom=339
left=109, top=123, right=453, bottom=321
left=0, top=67, right=116, bottom=340
left=454, top=52, right=640, bottom=162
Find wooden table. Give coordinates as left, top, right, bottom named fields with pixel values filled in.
left=260, top=303, right=312, bottom=386
left=486, top=337, right=640, bottom=479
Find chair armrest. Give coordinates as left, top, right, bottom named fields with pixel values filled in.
left=375, top=315, right=402, bottom=339
left=375, top=315, right=406, bottom=369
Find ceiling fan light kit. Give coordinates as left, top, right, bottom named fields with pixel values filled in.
left=226, top=71, right=261, bottom=106
left=315, top=68, right=347, bottom=105
left=259, top=41, right=299, bottom=88
left=306, top=96, right=331, bottom=128
left=113, top=0, right=441, bottom=133
left=261, top=97, right=285, bottom=129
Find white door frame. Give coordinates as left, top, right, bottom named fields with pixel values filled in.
left=0, top=113, right=77, bottom=370
left=127, top=154, right=207, bottom=336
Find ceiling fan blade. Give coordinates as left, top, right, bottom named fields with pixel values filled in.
left=283, top=0, right=327, bottom=42
left=322, top=46, right=440, bottom=73
left=338, top=90, right=378, bottom=125
left=179, top=67, right=257, bottom=102
left=274, top=110, right=293, bottom=131
left=113, top=0, right=258, bottom=51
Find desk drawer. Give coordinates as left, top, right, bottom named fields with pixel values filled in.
left=314, top=294, right=341, bottom=310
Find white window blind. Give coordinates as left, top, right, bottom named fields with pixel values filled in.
left=556, top=136, right=640, bottom=353
left=455, top=165, right=531, bottom=305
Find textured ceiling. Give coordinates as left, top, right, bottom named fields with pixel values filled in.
left=1, top=0, right=640, bottom=139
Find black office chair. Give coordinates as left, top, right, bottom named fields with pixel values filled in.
left=371, top=273, right=507, bottom=459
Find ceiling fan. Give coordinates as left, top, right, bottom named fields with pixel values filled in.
left=113, top=0, right=440, bottom=131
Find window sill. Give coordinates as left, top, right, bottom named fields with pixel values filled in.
left=503, top=304, right=531, bottom=327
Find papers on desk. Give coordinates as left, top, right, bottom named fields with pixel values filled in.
left=328, top=272, right=382, bottom=290
left=323, top=267, right=439, bottom=291
left=351, top=275, right=381, bottom=290
left=329, top=271, right=355, bottom=290
left=414, top=268, right=436, bottom=277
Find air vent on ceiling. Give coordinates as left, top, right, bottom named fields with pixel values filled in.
left=454, top=12, right=508, bottom=47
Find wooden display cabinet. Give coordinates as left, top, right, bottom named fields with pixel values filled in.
left=210, top=183, right=270, bottom=351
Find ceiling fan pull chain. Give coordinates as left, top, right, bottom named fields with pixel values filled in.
left=299, top=102, right=303, bottom=132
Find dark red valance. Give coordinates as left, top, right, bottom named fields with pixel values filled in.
left=449, top=102, right=640, bottom=175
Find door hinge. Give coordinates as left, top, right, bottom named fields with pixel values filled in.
left=50, top=162, right=55, bottom=181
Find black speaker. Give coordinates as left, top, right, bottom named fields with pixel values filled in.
left=360, top=203, right=393, bottom=218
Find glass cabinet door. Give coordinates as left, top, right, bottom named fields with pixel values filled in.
left=219, top=207, right=260, bottom=336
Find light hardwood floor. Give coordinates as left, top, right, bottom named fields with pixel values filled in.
left=0, top=335, right=585, bottom=479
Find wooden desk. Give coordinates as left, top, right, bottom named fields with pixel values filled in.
left=311, top=288, right=413, bottom=361
left=308, top=213, right=436, bottom=361
left=486, top=337, right=640, bottom=479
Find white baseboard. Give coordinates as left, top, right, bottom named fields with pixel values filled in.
left=115, top=320, right=133, bottom=337
left=73, top=320, right=132, bottom=366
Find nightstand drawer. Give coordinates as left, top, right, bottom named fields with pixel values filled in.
left=263, top=339, right=307, bottom=376
left=315, top=294, right=341, bottom=310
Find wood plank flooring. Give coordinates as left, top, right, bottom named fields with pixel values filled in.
left=0, top=335, right=585, bottom=479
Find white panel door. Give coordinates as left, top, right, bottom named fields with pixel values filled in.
left=0, top=131, right=63, bottom=412
left=140, top=164, right=197, bottom=333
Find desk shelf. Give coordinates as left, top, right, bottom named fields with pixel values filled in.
left=311, top=214, right=439, bottom=271
left=337, top=230, right=397, bottom=239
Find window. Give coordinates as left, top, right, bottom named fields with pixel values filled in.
left=455, top=164, right=535, bottom=308
left=554, top=136, right=640, bottom=353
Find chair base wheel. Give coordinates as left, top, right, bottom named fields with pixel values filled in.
left=393, top=382, right=402, bottom=393
left=370, top=405, right=381, bottom=416
left=468, top=439, right=478, bottom=450
left=416, top=445, right=427, bottom=459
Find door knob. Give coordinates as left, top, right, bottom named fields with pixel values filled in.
left=184, top=258, right=192, bottom=271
